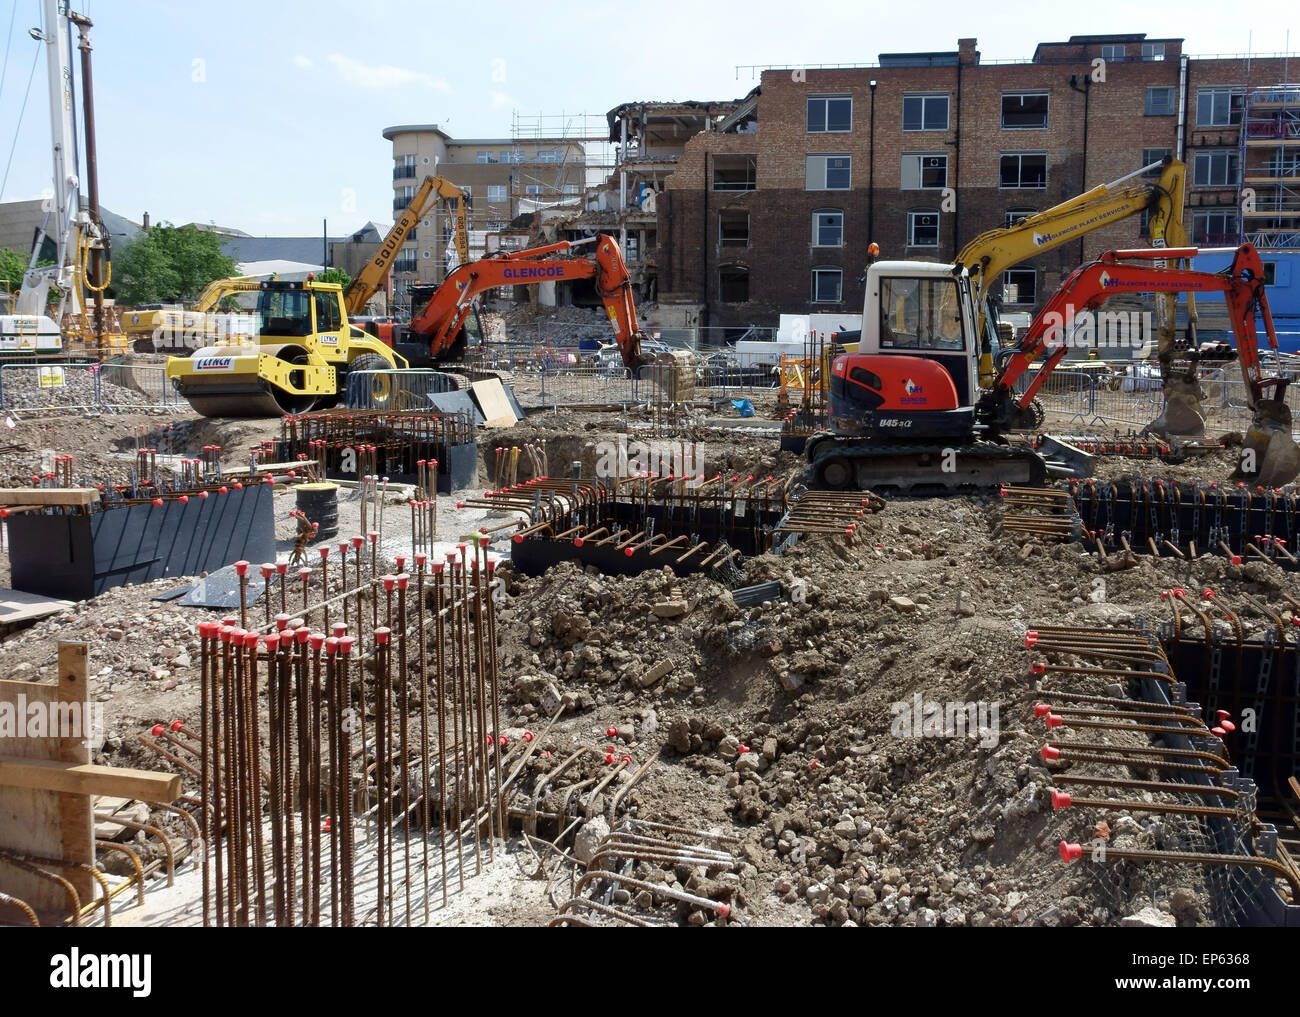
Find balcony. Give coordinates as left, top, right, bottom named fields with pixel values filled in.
left=393, top=163, right=416, bottom=181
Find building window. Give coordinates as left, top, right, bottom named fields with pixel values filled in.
left=394, top=154, right=416, bottom=181
left=1100, top=44, right=1126, bottom=62
left=907, top=209, right=940, bottom=247
left=812, top=210, right=843, bottom=247
left=1193, top=149, right=1240, bottom=187
left=476, top=151, right=499, bottom=164
left=1192, top=211, right=1237, bottom=244
left=395, top=253, right=417, bottom=273
left=713, top=155, right=757, bottom=191
left=487, top=185, right=508, bottom=203
left=537, top=149, right=563, bottom=164
left=719, top=265, right=750, bottom=303
left=807, top=95, right=852, bottom=133
left=562, top=184, right=581, bottom=195
left=1002, top=92, right=1049, bottom=129
left=1002, top=268, right=1037, bottom=305
left=901, top=153, right=948, bottom=189
left=805, top=153, right=851, bottom=190
left=1196, top=87, right=1245, bottom=127
left=719, top=209, right=750, bottom=248
left=503, top=150, right=524, bottom=164
left=1145, top=86, right=1176, bottom=116
left=1004, top=208, right=1036, bottom=228
left=903, top=93, right=949, bottom=132
left=1000, top=153, right=1047, bottom=189
left=1142, top=148, right=1171, bottom=175
left=811, top=266, right=843, bottom=303
left=1141, top=42, right=1166, bottom=61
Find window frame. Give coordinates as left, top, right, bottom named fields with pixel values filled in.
left=1192, top=149, right=1240, bottom=187
left=1004, top=208, right=1036, bottom=229
left=811, top=266, right=844, bottom=304
left=906, top=209, right=940, bottom=248
left=902, top=93, right=950, bottom=132
left=719, top=209, right=751, bottom=248
left=900, top=152, right=948, bottom=190
left=1001, top=91, right=1050, bottom=130
left=805, top=153, right=851, bottom=191
left=713, top=155, right=758, bottom=192
left=811, top=209, right=844, bottom=248
left=1002, top=267, right=1037, bottom=305
left=1100, top=44, right=1126, bottom=62
left=1141, top=42, right=1166, bottom=62
left=1196, top=87, right=1245, bottom=127
left=807, top=94, right=853, bottom=134
left=1144, top=86, right=1176, bottom=117
left=718, top=264, right=751, bottom=304
left=476, top=150, right=498, bottom=164
left=486, top=184, right=508, bottom=204
left=999, top=152, right=1048, bottom=190
left=1142, top=148, right=1172, bottom=176
left=1192, top=210, right=1238, bottom=244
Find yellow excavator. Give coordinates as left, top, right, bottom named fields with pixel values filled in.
left=344, top=174, right=470, bottom=318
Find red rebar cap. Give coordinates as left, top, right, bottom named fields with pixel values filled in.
left=263, top=632, right=281, bottom=651
left=222, top=615, right=238, bottom=626
left=1219, top=719, right=1236, bottom=733
left=415, top=553, right=427, bottom=568
left=234, top=560, right=249, bottom=577
left=338, top=636, right=355, bottom=655
left=395, top=554, right=406, bottom=571
left=219, top=626, right=235, bottom=644
left=234, top=482, right=244, bottom=490
left=432, top=562, right=444, bottom=574
left=178, top=495, right=189, bottom=504
left=1230, top=555, right=1243, bottom=565
left=523, top=731, right=534, bottom=742
left=1050, top=790, right=1072, bottom=810
left=368, top=531, right=379, bottom=544
left=273, top=562, right=286, bottom=576
left=1059, top=841, right=1083, bottom=863
left=1024, top=631, right=1038, bottom=648
left=1045, top=713, right=1063, bottom=728
left=382, top=575, right=396, bottom=592
left=309, top=632, right=326, bottom=651
left=198, top=621, right=218, bottom=639
left=1040, top=744, right=1061, bottom=761
left=352, top=535, right=364, bottom=549
left=487, top=560, right=495, bottom=572
left=152, top=498, right=164, bottom=507
left=397, top=573, right=409, bottom=590
left=1212, top=726, right=1226, bottom=737
left=604, top=752, right=615, bottom=764
left=624, top=547, right=635, bottom=557
left=150, top=723, right=165, bottom=737
left=338, top=542, right=349, bottom=555
left=332, top=622, right=347, bottom=637
left=325, top=637, right=339, bottom=656
left=498, top=735, right=509, bottom=747
left=260, top=563, right=274, bottom=578
left=199, top=490, right=209, bottom=499
left=169, top=720, right=185, bottom=733
left=1033, top=702, right=1051, bottom=718
left=1030, top=661, right=1046, bottom=675
left=242, top=631, right=260, bottom=649
left=295, top=626, right=311, bottom=644
left=375, top=627, right=390, bottom=645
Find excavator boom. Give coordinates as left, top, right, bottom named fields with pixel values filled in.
left=985, top=243, right=1298, bottom=487
left=407, top=233, right=651, bottom=372
left=345, top=174, right=471, bottom=317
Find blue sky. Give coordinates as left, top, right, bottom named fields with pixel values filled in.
left=1, top=0, right=1297, bottom=238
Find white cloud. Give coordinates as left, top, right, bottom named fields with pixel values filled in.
left=292, top=55, right=313, bottom=70
left=326, top=54, right=450, bottom=91
left=489, top=90, right=517, bottom=109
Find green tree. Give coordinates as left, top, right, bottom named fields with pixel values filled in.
left=317, top=267, right=350, bottom=288
left=0, top=247, right=56, bottom=311
left=113, top=224, right=237, bottom=305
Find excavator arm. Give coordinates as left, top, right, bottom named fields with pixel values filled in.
left=344, top=174, right=471, bottom=317
left=961, top=159, right=1189, bottom=386
left=408, top=233, right=652, bottom=372
left=193, top=276, right=262, bottom=313
left=982, top=243, right=1298, bottom=486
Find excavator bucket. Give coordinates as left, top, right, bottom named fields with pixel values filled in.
left=1234, top=398, right=1300, bottom=489
left=1143, top=375, right=1207, bottom=439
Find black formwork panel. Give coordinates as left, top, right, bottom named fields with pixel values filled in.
left=8, top=485, right=275, bottom=601
left=510, top=502, right=786, bottom=578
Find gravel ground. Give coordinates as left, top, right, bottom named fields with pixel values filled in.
left=0, top=384, right=1294, bottom=927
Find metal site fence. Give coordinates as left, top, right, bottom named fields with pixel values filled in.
left=0, top=361, right=183, bottom=416
left=1021, top=365, right=1300, bottom=437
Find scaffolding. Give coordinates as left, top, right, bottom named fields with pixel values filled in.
left=510, top=111, right=616, bottom=197
left=1238, top=82, right=1300, bottom=250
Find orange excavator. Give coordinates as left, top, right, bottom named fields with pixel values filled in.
left=808, top=243, right=1300, bottom=490
left=392, top=233, right=654, bottom=373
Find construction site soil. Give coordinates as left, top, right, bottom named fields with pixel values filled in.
left=0, top=397, right=1291, bottom=927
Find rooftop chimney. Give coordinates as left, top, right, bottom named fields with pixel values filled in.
left=958, top=38, right=979, bottom=66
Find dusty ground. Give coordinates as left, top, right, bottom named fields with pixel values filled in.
left=0, top=388, right=1293, bottom=927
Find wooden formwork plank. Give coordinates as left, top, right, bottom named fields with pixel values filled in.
left=0, top=488, right=99, bottom=506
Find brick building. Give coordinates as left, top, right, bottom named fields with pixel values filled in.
left=653, top=34, right=1300, bottom=329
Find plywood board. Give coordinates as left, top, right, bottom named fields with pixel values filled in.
left=0, top=642, right=94, bottom=915
left=0, top=589, right=75, bottom=628
left=0, top=488, right=98, bottom=506
left=470, top=378, right=519, bottom=428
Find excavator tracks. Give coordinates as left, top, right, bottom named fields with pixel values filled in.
left=804, top=434, right=1049, bottom=494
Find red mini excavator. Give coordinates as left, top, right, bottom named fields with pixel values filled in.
left=807, top=243, right=1299, bottom=490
